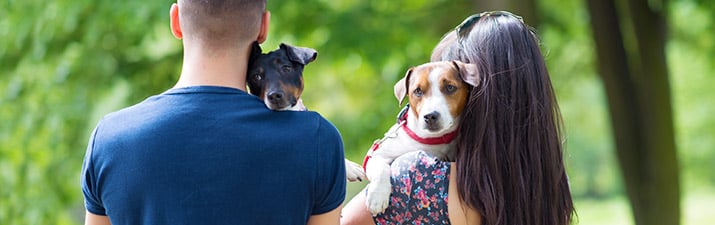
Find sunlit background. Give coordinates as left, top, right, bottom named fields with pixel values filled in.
left=1, top=0, right=713, bottom=224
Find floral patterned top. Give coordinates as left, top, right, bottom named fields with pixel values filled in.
left=373, top=151, right=451, bottom=225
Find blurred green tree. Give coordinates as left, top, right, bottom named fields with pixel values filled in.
left=586, top=0, right=680, bottom=224
left=0, top=0, right=713, bottom=224
left=0, top=1, right=181, bottom=224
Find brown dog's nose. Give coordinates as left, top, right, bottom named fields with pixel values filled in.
left=424, top=112, right=440, bottom=125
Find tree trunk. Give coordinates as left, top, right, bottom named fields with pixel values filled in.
left=586, top=0, right=680, bottom=224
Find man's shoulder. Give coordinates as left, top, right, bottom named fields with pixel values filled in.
left=99, top=87, right=256, bottom=122
left=293, top=111, right=341, bottom=135
left=261, top=111, right=342, bottom=148
left=96, top=95, right=162, bottom=126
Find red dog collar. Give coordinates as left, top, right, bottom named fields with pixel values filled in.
left=363, top=105, right=458, bottom=171
left=398, top=105, right=459, bottom=145
left=400, top=123, right=459, bottom=145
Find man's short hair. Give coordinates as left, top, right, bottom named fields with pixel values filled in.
left=179, top=0, right=266, bottom=50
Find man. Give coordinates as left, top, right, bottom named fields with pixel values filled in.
left=81, top=1, right=346, bottom=224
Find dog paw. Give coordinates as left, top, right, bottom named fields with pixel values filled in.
left=345, top=159, right=367, bottom=182
left=365, top=183, right=391, bottom=216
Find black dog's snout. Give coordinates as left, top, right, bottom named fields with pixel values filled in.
left=424, top=112, right=440, bottom=125
left=267, top=91, right=284, bottom=103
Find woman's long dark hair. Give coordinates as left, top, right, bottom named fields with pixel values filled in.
left=433, top=14, right=574, bottom=225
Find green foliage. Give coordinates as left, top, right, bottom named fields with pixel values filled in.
left=0, top=0, right=713, bottom=224
left=1, top=0, right=178, bottom=224
left=263, top=0, right=474, bottom=160
left=538, top=0, right=715, bottom=200
left=538, top=0, right=625, bottom=198
left=669, top=0, right=715, bottom=187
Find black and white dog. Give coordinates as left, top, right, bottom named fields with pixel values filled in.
left=246, top=42, right=367, bottom=182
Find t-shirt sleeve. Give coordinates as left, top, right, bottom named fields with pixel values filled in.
left=81, top=125, right=107, bottom=216
left=311, top=118, right=347, bottom=214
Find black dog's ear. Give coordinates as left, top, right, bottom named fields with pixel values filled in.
left=249, top=41, right=262, bottom=66
left=280, top=43, right=318, bottom=65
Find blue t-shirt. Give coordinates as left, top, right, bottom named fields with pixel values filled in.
left=81, top=86, right=346, bottom=225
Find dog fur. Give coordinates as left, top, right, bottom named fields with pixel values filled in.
left=364, top=61, right=479, bottom=215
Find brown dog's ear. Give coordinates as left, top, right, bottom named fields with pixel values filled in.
left=394, top=68, right=413, bottom=106
left=452, top=61, right=480, bottom=87
left=280, top=43, right=318, bottom=65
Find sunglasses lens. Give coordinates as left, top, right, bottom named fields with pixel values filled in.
left=455, top=11, right=524, bottom=39
left=456, top=15, right=480, bottom=38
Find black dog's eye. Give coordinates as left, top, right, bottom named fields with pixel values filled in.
left=282, top=65, right=293, bottom=73
left=413, top=88, right=423, bottom=97
left=445, top=84, right=457, bottom=93
left=252, top=73, right=263, bottom=82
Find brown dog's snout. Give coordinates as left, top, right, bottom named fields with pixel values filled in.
left=423, top=111, right=441, bottom=131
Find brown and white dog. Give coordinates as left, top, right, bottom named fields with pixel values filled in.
left=363, top=61, right=479, bottom=215
left=247, top=42, right=367, bottom=182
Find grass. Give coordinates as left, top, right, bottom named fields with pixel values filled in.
left=573, top=190, right=715, bottom=225
left=573, top=196, right=633, bottom=225
left=347, top=182, right=715, bottom=225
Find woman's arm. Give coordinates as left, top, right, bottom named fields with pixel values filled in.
left=340, top=188, right=375, bottom=225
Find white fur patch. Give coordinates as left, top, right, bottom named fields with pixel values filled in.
left=408, top=67, right=458, bottom=138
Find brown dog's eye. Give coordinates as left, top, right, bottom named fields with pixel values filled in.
left=282, top=65, right=293, bottom=73
left=253, top=73, right=263, bottom=82
left=413, top=88, right=423, bottom=97
left=445, top=84, right=457, bottom=93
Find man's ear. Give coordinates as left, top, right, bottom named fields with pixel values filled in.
left=452, top=61, right=480, bottom=87
left=394, top=68, right=413, bottom=106
left=280, top=43, right=318, bottom=65
left=170, top=3, right=182, bottom=39
left=257, top=11, right=270, bottom=44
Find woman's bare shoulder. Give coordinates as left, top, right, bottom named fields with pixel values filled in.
left=448, top=162, right=482, bottom=225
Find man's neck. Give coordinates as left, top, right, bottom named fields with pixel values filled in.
left=174, top=45, right=250, bottom=91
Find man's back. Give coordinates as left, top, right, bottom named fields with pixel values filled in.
left=81, top=86, right=346, bottom=225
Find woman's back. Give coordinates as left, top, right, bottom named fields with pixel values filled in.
left=342, top=151, right=481, bottom=225
left=341, top=11, right=574, bottom=225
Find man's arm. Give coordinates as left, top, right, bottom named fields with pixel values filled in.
left=307, top=205, right=342, bottom=225
left=309, top=118, right=347, bottom=225
left=85, top=211, right=111, bottom=225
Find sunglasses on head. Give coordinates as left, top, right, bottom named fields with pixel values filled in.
left=455, top=11, right=524, bottom=39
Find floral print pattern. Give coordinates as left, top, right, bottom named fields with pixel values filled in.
left=373, top=151, right=451, bottom=225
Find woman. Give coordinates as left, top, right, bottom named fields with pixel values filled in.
left=342, top=11, right=575, bottom=225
